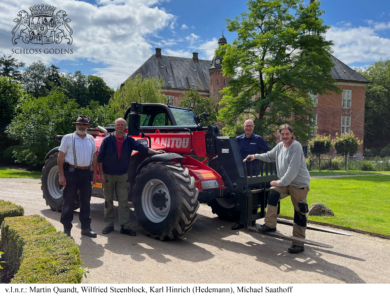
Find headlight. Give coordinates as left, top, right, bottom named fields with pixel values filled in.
left=137, top=139, right=148, bottom=146
left=201, top=180, right=219, bottom=189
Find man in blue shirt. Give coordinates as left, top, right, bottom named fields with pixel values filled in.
left=236, top=119, right=270, bottom=176
left=231, top=119, right=270, bottom=230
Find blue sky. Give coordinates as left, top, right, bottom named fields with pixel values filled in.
left=1, top=0, right=390, bottom=88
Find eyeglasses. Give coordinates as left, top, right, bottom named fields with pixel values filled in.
left=77, top=124, right=89, bottom=127
left=244, top=125, right=254, bottom=128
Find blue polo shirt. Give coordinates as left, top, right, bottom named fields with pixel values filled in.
left=236, top=133, right=270, bottom=176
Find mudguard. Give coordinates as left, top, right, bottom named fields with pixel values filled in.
left=44, top=147, right=60, bottom=162
left=136, top=153, right=183, bottom=175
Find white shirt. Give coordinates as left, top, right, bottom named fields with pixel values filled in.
left=59, top=133, right=97, bottom=167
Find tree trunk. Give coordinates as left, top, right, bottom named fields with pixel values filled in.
left=344, top=153, right=347, bottom=170
left=319, top=155, right=321, bottom=172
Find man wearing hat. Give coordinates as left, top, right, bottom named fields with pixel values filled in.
left=58, top=115, right=98, bottom=238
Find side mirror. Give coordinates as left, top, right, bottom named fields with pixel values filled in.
left=128, top=113, right=140, bottom=136
left=128, top=102, right=143, bottom=136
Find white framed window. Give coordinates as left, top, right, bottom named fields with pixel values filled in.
left=167, top=95, right=174, bottom=105
left=311, top=114, right=318, bottom=136
left=309, top=92, right=318, bottom=107
left=341, top=116, right=351, bottom=134
left=342, top=90, right=352, bottom=108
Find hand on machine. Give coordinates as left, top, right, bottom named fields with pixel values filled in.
left=244, top=154, right=256, bottom=162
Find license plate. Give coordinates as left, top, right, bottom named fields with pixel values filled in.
left=93, top=182, right=102, bottom=188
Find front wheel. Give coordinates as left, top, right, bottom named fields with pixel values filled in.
left=41, top=152, right=80, bottom=212
left=133, top=161, right=199, bottom=240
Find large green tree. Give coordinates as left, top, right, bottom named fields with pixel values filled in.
left=87, top=75, right=114, bottom=105
left=178, top=89, right=218, bottom=125
left=6, top=92, right=116, bottom=166
left=21, top=61, right=48, bottom=98
left=0, top=55, right=25, bottom=82
left=0, top=77, right=27, bottom=133
left=356, top=60, right=390, bottom=153
left=109, top=74, right=167, bottom=116
left=216, top=0, right=340, bottom=144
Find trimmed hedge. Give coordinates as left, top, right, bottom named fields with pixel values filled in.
left=1, top=215, right=83, bottom=283
left=0, top=200, right=24, bottom=226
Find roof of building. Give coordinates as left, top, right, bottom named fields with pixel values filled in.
left=330, top=54, right=369, bottom=83
left=129, top=53, right=211, bottom=92
left=128, top=51, right=369, bottom=92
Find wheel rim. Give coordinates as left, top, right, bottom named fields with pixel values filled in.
left=47, top=166, right=63, bottom=199
left=216, top=197, right=235, bottom=209
left=142, top=179, right=171, bottom=223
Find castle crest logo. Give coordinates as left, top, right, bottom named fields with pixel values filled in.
left=12, top=4, right=73, bottom=45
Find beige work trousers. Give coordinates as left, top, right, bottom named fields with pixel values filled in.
left=265, top=185, right=309, bottom=246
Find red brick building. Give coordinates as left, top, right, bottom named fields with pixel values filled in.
left=128, top=35, right=369, bottom=156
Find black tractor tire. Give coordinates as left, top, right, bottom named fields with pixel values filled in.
left=207, top=156, right=240, bottom=222
left=128, top=152, right=151, bottom=202
left=133, top=161, right=199, bottom=240
left=41, top=152, right=80, bottom=212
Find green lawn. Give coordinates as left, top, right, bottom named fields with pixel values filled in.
left=0, top=167, right=41, bottom=179
left=309, top=170, right=390, bottom=176
left=279, top=175, right=390, bottom=236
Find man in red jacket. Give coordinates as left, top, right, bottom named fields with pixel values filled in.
left=98, top=118, right=164, bottom=236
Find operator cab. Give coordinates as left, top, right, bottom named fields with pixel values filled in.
left=124, top=103, right=198, bottom=128
left=140, top=105, right=197, bottom=127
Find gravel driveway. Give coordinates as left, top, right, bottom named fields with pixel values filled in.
left=1, top=178, right=389, bottom=284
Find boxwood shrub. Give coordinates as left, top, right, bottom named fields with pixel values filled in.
left=0, top=200, right=24, bottom=226
left=1, top=215, right=83, bottom=283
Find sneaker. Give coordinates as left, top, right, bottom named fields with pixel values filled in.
left=64, top=228, right=71, bottom=237
left=120, top=227, right=136, bottom=236
left=102, top=226, right=114, bottom=234
left=288, top=245, right=305, bottom=254
left=256, top=224, right=276, bottom=233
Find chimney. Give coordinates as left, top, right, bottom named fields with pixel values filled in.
left=193, top=52, right=199, bottom=61
left=156, top=48, right=162, bottom=57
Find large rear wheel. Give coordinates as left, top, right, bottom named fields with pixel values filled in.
left=41, top=152, right=80, bottom=212
left=133, top=161, right=199, bottom=240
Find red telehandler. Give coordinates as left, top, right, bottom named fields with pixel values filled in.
left=41, top=103, right=346, bottom=246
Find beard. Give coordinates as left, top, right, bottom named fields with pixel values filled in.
left=76, top=128, right=87, bottom=135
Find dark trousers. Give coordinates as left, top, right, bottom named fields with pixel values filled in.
left=61, top=168, right=92, bottom=230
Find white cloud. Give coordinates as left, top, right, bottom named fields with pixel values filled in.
left=198, top=38, right=218, bottom=59
left=164, top=48, right=192, bottom=58
left=0, top=0, right=175, bottom=88
left=181, top=24, right=188, bottom=30
left=327, top=21, right=390, bottom=65
left=185, top=33, right=200, bottom=42
left=184, top=33, right=200, bottom=48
